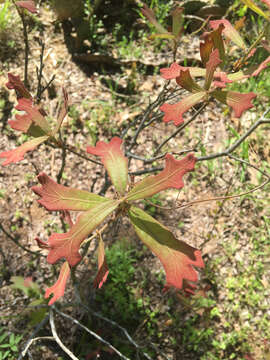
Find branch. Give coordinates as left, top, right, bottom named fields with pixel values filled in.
left=70, top=277, right=152, bottom=360
left=36, top=40, right=45, bottom=103
left=47, top=141, right=102, bottom=166
left=53, top=307, right=132, bottom=360
left=56, top=133, right=67, bottom=184
left=18, top=315, right=49, bottom=359
left=153, top=102, right=207, bottom=156
left=13, top=1, right=29, bottom=87
left=197, top=108, right=270, bottom=162
left=126, top=82, right=170, bottom=152
left=127, top=147, right=197, bottom=164
left=0, top=223, right=44, bottom=256
left=49, top=309, right=79, bottom=360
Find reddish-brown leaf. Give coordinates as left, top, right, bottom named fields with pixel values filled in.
left=0, top=136, right=49, bottom=166
left=204, top=48, right=222, bottom=90
left=202, top=24, right=225, bottom=62
left=129, top=206, right=204, bottom=290
left=87, top=137, right=128, bottom=195
left=46, top=200, right=119, bottom=266
left=250, top=55, right=270, bottom=77
left=141, top=4, right=168, bottom=35
left=212, top=90, right=256, bottom=117
left=6, top=73, right=32, bottom=99
left=9, top=98, right=50, bottom=135
left=176, top=69, right=203, bottom=93
left=127, top=153, right=196, bottom=201
left=160, top=63, right=205, bottom=80
left=93, top=236, right=109, bottom=289
left=160, top=91, right=206, bottom=126
left=210, top=19, right=246, bottom=49
left=32, top=172, right=109, bottom=211
left=212, top=71, right=232, bottom=88
left=200, top=36, right=214, bottom=66
left=16, top=1, right=37, bottom=13
left=45, top=261, right=70, bottom=305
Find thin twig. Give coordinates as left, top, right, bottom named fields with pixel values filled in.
left=129, top=166, right=163, bottom=176
left=53, top=307, right=131, bottom=360
left=127, top=147, right=197, bottom=164
left=127, top=82, right=170, bottom=152
left=13, top=2, right=29, bottom=87
left=40, top=74, right=56, bottom=97
left=71, top=278, right=152, bottom=360
left=177, top=179, right=270, bottom=210
left=36, top=40, right=45, bottom=102
left=18, top=315, right=50, bottom=359
left=49, top=309, right=79, bottom=360
left=47, top=141, right=102, bottom=166
left=153, top=102, right=207, bottom=156
left=0, top=223, right=44, bottom=256
left=56, top=133, right=67, bottom=184
left=197, top=109, right=270, bottom=162
left=21, top=337, right=55, bottom=358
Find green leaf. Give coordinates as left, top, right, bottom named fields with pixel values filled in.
left=240, top=0, right=270, bottom=19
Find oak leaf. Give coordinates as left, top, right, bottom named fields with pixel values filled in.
left=32, top=172, right=110, bottom=211
left=93, top=236, right=109, bottom=289
left=16, top=1, right=37, bottom=13
left=46, top=199, right=119, bottom=266
left=127, top=153, right=196, bottom=201
left=0, top=136, right=49, bottom=165
left=45, top=261, right=70, bottom=305
left=87, top=137, right=128, bottom=195
left=128, top=206, right=204, bottom=290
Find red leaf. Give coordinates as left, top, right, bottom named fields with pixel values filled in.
left=129, top=206, right=204, bottom=290
left=226, top=91, right=256, bottom=117
left=160, top=63, right=206, bottom=80
left=212, top=90, right=256, bottom=118
left=160, top=62, right=183, bottom=79
left=204, top=48, right=222, bottom=90
left=16, top=1, right=37, bottom=14
left=200, top=36, right=214, bottom=66
left=61, top=211, right=73, bottom=227
left=45, top=261, right=70, bottom=305
left=93, top=236, right=109, bottom=289
left=47, top=200, right=119, bottom=266
left=212, top=71, right=232, bottom=88
left=0, top=136, right=49, bottom=166
left=160, top=91, right=206, bottom=126
left=35, top=237, right=49, bottom=249
left=210, top=19, right=246, bottom=49
left=6, top=73, right=32, bottom=99
left=127, top=153, right=196, bottom=201
left=141, top=4, right=168, bottom=35
left=202, top=24, right=225, bottom=62
left=9, top=98, right=50, bottom=135
left=87, top=137, right=128, bottom=195
left=176, top=69, right=203, bottom=93
left=32, top=172, right=109, bottom=211
left=250, top=55, right=270, bottom=77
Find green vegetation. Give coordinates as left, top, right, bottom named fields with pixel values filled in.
left=0, top=327, right=22, bottom=360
